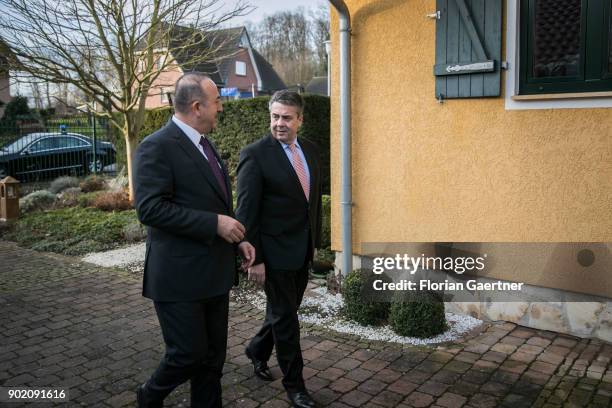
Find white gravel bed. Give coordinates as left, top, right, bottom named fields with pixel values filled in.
left=82, top=243, right=146, bottom=268
left=253, top=285, right=482, bottom=345
left=81, top=246, right=482, bottom=344
left=232, top=289, right=267, bottom=311
left=328, top=313, right=482, bottom=345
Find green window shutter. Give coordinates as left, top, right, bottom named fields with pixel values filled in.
left=434, top=0, right=503, bottom=99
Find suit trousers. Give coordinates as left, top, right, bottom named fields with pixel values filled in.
left=143, top=294, right=229, bottom=408
left=247, top=261, right=310, bottom=392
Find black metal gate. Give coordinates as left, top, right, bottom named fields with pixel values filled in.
left=0, top=114, right=117, bottom=182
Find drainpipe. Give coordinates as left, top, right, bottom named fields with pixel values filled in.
left=328, top=0, right=352, bottom=276
left=324, top=40, right=332, bottom=97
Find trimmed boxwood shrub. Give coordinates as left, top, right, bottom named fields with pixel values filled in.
left=389, top=291, right=448, bottom=338
left=114, top=95, right=330, bottom=194
left=342, top=269, right=391, bottom=326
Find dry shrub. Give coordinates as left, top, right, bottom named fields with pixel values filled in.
left=19, top=190, right=56, bottom=213
left=107, top=169, right=129, bottom=192
left=122, top=220, right=147, bottom=242
left=92, top=190, right=132, bottom=211
left=49, top=176, right=80, bottom=194
left=78, top=191, right=103, bottom=208
left=0, top=219, right=15, bottom=236
left=55, top=187, right=82, bottom=208
left=80, top=175, right=107, bottom=193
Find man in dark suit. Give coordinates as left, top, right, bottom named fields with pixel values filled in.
left=133, top=72, right=255, bottom=408
left=236, top=90, right=322, bottom=408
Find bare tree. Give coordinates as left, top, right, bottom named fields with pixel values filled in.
left=45, top=82, right=52, bottom=109
left=249, top=7, right=330, bottom=87
left=250, top=9, right=316, bottom=87
left=0, top=0, right=251, bottom=198
left=309, top=6, right=330, bottom=77
left=30, top=82, right=44, bottom=110
left=28, top=80, right=57, bottom=110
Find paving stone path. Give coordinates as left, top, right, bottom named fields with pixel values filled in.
left=1, top=240, right=611, bottom=407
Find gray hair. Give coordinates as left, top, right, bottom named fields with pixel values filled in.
left=268, top=90, right=304, bottom=115
left=173, top=72, right=211, bottom=114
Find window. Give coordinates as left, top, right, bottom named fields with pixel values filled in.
left=235, top=61, right=247, bottom=76
left=519, top=0, right=612, bottom=94
left=29, top=138, right=58, bottom=152
left=160, top=87, right=168, bottom=103
left=58, top=136, right=89, bottom=148
left=156, top=55, right=165, bottom=70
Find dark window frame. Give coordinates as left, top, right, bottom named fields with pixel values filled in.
left=519, top=0, right=612, bottom=95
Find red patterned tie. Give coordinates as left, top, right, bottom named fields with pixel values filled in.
left=289, top=143, right=309, bottom=201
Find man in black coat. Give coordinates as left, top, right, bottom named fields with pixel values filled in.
left=133, top=72, right=255, bottom=408
left=236, top=90, right=322, bottom=408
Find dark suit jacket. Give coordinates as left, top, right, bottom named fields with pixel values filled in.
left=133, top=120, right=236, bottom=301
left=235, top=134, right=322, bottom=271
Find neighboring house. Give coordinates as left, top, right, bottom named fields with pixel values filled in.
left=329, top=1, right=612, bottom=341
left=144, top=26, right=285, bottom=109
left=305, top=76, right=328, bottom=96
left=53, top=100, right=79, bottom=116
left=0, top=40, right=11, bottom=118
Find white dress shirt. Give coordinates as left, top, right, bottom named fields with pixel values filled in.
left=172, top=115, right=210, bottom=161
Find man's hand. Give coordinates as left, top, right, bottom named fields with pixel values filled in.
left=238, top=241, right=256, bottom=271
left=248, top=263, right=265, bottom=286
left=217, top=215, right=245, bottom=243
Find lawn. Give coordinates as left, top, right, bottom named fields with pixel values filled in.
left=1, top=175, right=332, bottom=267
left=3, top=207, right=138, bottom=256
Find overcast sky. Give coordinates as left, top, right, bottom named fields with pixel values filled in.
left=227, top=0, right=328, bottom=25
left=8, top=0, right=329, bottom=99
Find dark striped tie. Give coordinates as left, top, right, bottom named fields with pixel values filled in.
left=199, top=136, right=228, bottom=203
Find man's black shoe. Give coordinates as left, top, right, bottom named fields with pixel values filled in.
left=136, top=383, right=162, bottom=408
left=287, top=390, right=316, bottom=408
left=245, top=347, right=274, bottom=381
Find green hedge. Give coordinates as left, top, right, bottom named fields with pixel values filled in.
left=321, top=195, right=331, bottom=250
left=0, top=96, right=38, bottom=145
left=114, top=95, right=330, bottom=194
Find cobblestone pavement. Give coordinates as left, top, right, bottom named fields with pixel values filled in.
left=1, top=240, right=611, bottom=407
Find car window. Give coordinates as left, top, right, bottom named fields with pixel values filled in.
left=4, top=136, right=34, bottom=153
left=29, top=138, right=59, bottom=152
left=58, top=136, right=89, bottom=148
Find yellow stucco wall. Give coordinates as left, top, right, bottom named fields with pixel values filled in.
left=330, top=0, right=612, bottom=254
